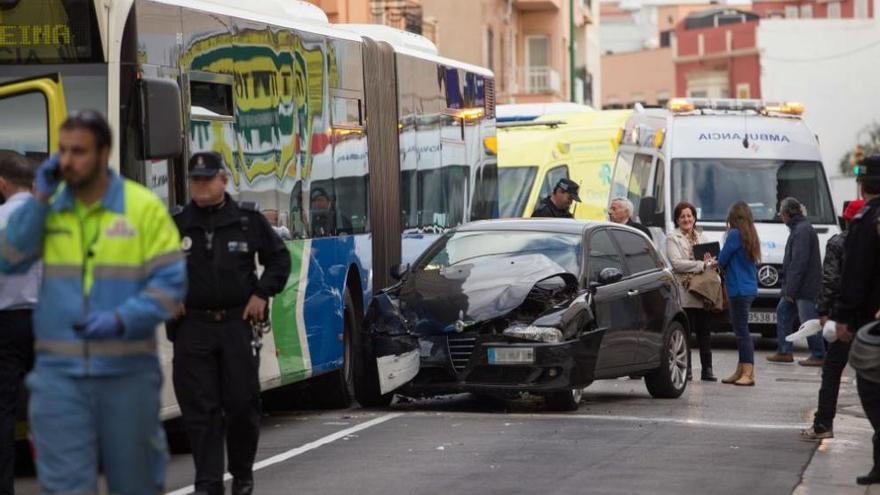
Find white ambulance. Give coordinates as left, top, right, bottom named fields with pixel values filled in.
left=610, top=98, right=839, bottom=335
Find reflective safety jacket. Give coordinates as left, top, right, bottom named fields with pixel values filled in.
left=0, top=172, right=186, bottom=376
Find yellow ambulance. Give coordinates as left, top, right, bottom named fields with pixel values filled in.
left=497, top=110, right=632, bottom=220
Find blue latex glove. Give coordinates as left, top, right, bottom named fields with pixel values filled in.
left=35, top=154, right=61, bottom=198
left=77, top=311, right=123, bottom=339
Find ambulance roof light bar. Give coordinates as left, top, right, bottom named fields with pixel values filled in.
left=667, top=98, right=804, bottom=117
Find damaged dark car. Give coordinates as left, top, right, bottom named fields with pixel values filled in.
left=354, top=219, right=689, bottom=410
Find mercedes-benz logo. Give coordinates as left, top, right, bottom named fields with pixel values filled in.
left=758, top=265, right=779, bottom=287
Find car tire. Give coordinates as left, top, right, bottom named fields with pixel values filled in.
left=645, top=321, right=688, bottom=399
left=310, top=292, right=359, bottom=409
left=545, top=387, right=584, bottom=411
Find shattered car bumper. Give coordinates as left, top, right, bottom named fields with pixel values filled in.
left=405, top=328, right=606, bottom=395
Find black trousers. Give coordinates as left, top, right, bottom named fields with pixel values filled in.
left=813, top=339, right=852, bottom=430
left=858, top=374, right=880, bottom=471
left=172, top=316, right=261, bottom=495
left=0, top=310, right=33, bottom=495
left=685, top=308, right=713, bottom=371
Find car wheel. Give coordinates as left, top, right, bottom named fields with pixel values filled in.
left=310, top=292, right=358, bottom=408
left=546, top=387, right=584, bottom=411
left=645, top=321, right=688, bottom=399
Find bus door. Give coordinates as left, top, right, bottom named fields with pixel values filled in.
left=0, top=74, right=68, bottom=164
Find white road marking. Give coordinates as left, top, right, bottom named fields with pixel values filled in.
left=165, top=413, right=402, bottom=495
left=404, top=411, right=806, bottom=431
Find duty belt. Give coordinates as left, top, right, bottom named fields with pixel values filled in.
left=186, top=306, right=246, bottom=322
left=35, top=338, right=157, bottom=357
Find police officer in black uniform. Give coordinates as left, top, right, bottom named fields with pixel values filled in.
left=170, top=152, right=291, bottom=495
left=833, top=155, right=880, bottom=485
left=531, top=178, right=581, bottom=218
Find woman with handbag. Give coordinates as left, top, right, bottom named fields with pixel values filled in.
left=718, top=201, right=761, bottom=386
left=667, top=201, right=717, bottom=381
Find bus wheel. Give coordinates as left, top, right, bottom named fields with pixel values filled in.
left=310, top=292, right=358, bottom=409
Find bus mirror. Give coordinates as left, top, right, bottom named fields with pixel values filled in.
left=638, top=196, right=658, bottom=227
left=140, top=77, right=182, bottom=160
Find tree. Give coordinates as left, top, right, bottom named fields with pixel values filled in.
left=839, top=122, right=880, bottom=176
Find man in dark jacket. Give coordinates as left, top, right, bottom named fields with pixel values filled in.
left=801, top=199, right=863, bottom=440
left=608, top=196, right=651, bottom=238
left=532, top=178, right=580, bottom=218
left=768, top=197, right=826, bottom=365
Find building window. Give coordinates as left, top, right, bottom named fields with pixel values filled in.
left=784, top=5, right=799, bottom=18
left=736, top=83, right=750, bottom=99
left=828, top=1, right=842, bottom=18
left=525, top=35, right=554, bottom=94
left=800, top=4, right=813, bottom=18
left=856, top=0, right=869, bottom=18
left=487, top=28, right=494, bottom=72
left=659, top=30, right=672, bottom=48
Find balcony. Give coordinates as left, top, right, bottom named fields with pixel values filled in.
left=512, top=66, right=562, bottom=95
left=513, top=0, right=561, bottom=11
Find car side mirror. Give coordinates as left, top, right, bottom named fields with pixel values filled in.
left=139, top=77, right=183, bottom=160
left=597, top=267, right=624, bottom=286
left=390, top=263, right=410, bottom=281
left=638, top=196, right=659, bottom=227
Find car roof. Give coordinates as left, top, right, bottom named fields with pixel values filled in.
left=457, top=218, right=618, bottom=235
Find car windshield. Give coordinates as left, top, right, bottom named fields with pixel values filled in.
left=418, top=230, right=582, bottom=275
left=499, top=166, right=537, bottom=217
left=671, top=158, right=836, bottom=224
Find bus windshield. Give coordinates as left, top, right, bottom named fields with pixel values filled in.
left=499, top=166, right=537, bottom=217
left=0, top=0, right=103, bottom=65
left=671, top=158, right=836, bottom=224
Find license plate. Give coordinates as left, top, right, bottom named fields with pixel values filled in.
left=748, top=311, right=777, bottom=324
left=488, top=347, right=534, bottom=365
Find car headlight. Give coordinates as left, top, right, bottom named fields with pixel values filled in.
left=502, top=325, right=563, bottom=343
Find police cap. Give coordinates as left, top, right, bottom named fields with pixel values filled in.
left=188, top=152, right=224, bottom=178
left=855, top=155, right=880, bottom=181
left=555, top=178, right=581, bottom=203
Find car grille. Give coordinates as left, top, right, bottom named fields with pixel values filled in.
left=447, top=334, right=477, bottom=373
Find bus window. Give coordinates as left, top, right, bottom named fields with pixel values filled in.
left=418, top=165, right=468, bottom=228
left=626, top=153, right=653, bottom=214
left=536, top=165, right=569, bottom=208
left=499, top=166, right=537, bottom=218
left=471, top=160, right=498, bottom=221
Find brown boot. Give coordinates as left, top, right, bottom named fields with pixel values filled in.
left=722, top=363, right=743, bottom=384
left=734, top=363, right=755, bottom=386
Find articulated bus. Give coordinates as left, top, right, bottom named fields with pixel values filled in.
left=0, top=0, right=497, bottom=417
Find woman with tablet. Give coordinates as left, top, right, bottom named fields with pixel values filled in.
left=667, top=201, right=718, bottom=382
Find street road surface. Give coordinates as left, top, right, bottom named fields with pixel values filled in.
left=16, top=337, right=854, bottom=495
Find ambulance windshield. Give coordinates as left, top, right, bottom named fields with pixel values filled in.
left=671, top=158, right=836, bottom=224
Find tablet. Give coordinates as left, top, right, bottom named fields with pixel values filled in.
left=693, top=241, right=720, bottom=260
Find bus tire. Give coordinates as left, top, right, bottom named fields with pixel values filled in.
left=310, top=292, right=358, bottom=409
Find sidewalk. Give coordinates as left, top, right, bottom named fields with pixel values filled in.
left=795, top=370, right=880, bottom=495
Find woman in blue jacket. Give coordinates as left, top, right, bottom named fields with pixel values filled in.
left=718, top=201, right=761, bottom=386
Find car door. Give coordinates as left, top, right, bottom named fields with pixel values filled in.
left=0, top=74, right=68, bottom=163
left=588, top=228, right=639, bottom=375
left=610, top=228, right=672, bottom=367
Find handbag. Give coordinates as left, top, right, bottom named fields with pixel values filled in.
left=688, top=267, right=725, bottom=313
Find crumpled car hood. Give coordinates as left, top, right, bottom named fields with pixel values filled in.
left=398, top=253, right=577, bottom=334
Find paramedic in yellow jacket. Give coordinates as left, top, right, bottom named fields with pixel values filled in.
left=0, top=111, right=187, bottom=494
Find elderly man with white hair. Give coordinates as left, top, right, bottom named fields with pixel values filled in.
left=608, top=196, right=651, bottom=238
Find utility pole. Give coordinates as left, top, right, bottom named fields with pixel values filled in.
left=569, top=0, right=576, bottom=102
